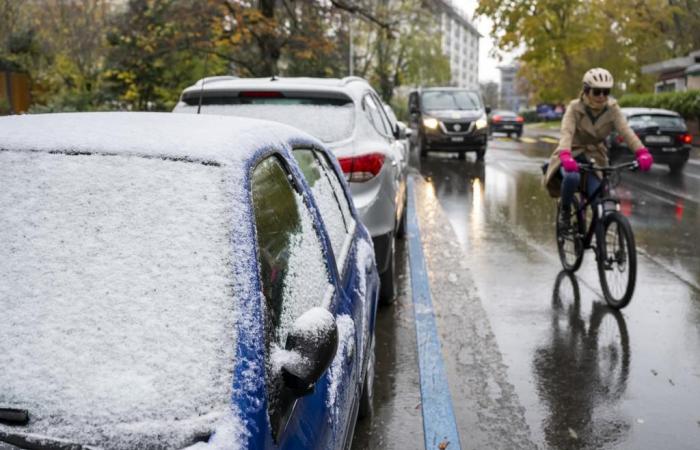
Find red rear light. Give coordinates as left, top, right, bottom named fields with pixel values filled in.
left=338, top=153, right=386, bottom=182
left=239, top=91, right=283, bottom=98
left=677, top=133, right=692, bottom=144
left=492, top=115, right=502, bottom=123
left=516, top=116, right=524, bottom=123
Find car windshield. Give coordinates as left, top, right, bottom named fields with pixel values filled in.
left=0, top=151, right=237, bottom=448
left=628, top=114, right=685, bottom=129
left=175, top=95, right=355, bottom=143
left=421, top=91, right=482, bottom=111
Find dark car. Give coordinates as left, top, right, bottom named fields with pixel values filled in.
left=408, top=87, right=490, bottom=160
left=607, top=107, right=692, bottom=172
left=488, top=109, right=524, bottom=138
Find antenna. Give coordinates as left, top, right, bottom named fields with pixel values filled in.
left=197, top=45, right=211, bottom=114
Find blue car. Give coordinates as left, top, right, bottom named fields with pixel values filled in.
left=0, top=112, right=380, bottom=449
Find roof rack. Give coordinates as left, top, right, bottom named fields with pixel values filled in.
left=195, top=75, right=238, bottom=86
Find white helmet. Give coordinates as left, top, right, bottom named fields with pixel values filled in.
left=582, top=68, right=614, bottom=89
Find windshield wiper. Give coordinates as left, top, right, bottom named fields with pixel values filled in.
left=0, top=431, right=91, bottom=450
left=0, top=409, right=29, bottom=426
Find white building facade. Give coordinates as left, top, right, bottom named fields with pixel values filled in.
left=435, top=1, right=480, bottom=89
left=498, top=64, right=527, bottom=111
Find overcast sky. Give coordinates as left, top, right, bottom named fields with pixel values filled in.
left=455, top=0, right=513, bottom=84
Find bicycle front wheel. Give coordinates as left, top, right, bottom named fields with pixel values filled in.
left=597, top=212, right=637, bottom=309
left=556, top=196, right=584, bottom=272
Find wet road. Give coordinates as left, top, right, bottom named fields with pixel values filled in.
left=353, top=134, right=700, bottom=449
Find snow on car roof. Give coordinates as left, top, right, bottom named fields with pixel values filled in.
left=0, top=112, right=323, bottom=163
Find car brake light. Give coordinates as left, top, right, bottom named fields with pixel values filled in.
left=338, top=153, right=385, bottom=182
left=677, top=133, right=692, bottom=144
left=239, top=91, right=283, bottom=98
left=516, top=116, right=524, bottom=123
left=492, top=115, right=502, bottom=123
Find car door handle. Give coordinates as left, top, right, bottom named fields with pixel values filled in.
left=391, top=159, right=398, bottom=167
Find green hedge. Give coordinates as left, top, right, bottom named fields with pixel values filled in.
left=618, top=90, right=700, bottom=119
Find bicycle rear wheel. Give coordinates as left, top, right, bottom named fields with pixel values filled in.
left=597, top=212, right=636, bottom=309
left=556, top=196, right=584, bottom=272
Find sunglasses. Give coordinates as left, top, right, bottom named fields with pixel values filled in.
left=586, top=87, right=610, bottom=97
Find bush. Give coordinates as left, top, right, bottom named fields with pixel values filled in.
left=618, top=90, right=700, bottom=119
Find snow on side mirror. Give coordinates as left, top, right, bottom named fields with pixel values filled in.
left=281, top=307, right=338, bottom=398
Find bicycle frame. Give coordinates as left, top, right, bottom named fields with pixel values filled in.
left=572, top=162, right=637, bottom=263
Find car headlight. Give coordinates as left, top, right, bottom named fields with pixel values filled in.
left=475, top=118, right=488, bottom=130
left=422, top=117, right=439, bottom=130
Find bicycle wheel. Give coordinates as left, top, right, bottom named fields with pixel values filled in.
left=597, top=212, right=636, bottom=309
left=556, top=196, right=584, bottom=272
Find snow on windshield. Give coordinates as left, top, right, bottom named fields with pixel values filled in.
left=175, top=103, right=355, bottom=143
left=0, top=151, right=239, bottom=448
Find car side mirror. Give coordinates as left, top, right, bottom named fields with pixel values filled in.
left=281, top=307, right=338, bottom=398
left=485, top=106, right=492, bottom=114
left=405, top=128, right=413, bottom=138
left=395, top=123, right=407, bottom=140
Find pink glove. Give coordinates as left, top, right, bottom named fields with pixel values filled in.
left=559, top=150, right=579, bottom=173
left=635, top=147, right=653, bottom=172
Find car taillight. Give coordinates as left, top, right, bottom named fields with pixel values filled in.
left=338, top=153, right=385, bottom=182
left=492, top=115, right=502, bottom=123
left=677, top=133, right=692, bottom=144
left=516, top=116, right=524, bottom=123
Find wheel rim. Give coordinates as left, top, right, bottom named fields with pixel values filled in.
left=602, top=220, right=630, bottom=301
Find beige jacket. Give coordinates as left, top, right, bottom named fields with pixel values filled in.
left=543, top=97, right=643, bottom=197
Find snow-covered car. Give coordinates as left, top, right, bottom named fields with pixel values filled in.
left=0, top=113, right=379, bottom=449
left=173, top=76, right=407, bottom=304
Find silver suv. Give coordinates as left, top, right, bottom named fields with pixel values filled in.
left=174, top=76, right=408, bottom=303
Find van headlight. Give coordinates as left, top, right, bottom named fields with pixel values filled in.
left=475, top=117, right=488, bottom=130
left=422, top=117, right=439, bottom=130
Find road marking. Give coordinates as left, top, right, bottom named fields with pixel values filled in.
left=539, top=136, right=559, bottom=144
left=520, top=136, right=537, bottom=144
left=406, top=177, right=462, bottom=450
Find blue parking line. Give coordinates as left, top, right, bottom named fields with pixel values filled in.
left=406, top=177, right=462, bottom=450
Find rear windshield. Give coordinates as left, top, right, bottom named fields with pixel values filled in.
left=627, top=114, right=685, bottom=129
left=175, top=95, right=355, bottom=143
left=0, top=151, right=237, bottom=447
left=421, top=91, right=482, bottom=111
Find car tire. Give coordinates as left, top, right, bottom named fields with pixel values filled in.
left=476, top=146, right=486, bottom=161
left=396, top=195, right=408, bottom=239
left=516, top=131, right=522, bottom=139
left=379, top=236, right=396, bottom=305
left=669, top=161, right=685, bottom=173
left=358, top=335, right=375, bottom=420
left=418, top=136, right=428, bottom=159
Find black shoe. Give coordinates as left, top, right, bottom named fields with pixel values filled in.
left=558, top=207, right=572, bottom=232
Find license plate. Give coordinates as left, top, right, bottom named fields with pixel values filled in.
left=451, top=137, right=464, bottom=142
left=661, top=147, right=677, bottom=152
left=502, top=125, right=514, bottom=129
left=645, top=135, right=671, bottom=144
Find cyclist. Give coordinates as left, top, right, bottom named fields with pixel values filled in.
left=543, top=67, right=654, bottom=228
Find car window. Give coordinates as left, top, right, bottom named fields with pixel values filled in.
left=372, top=93, right=395, bottom=136
left=627, top=114, right=685, bottom=129
left=0, top=151, right=237, bottom=447
left=252, top=155, right=334, bottom=348
left=421, top=91, right=482, bottom=111
left=363, top=94, right=390, bottom=136
left=174, top=98, right=355, bottom=143
left=293, top=149, right=355, bottom=272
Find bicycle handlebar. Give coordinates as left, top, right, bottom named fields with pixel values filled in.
left=578, top=161, right=639, bottom=173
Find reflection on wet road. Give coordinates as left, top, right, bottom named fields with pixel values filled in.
left=416, top=138, right=700, bottom=449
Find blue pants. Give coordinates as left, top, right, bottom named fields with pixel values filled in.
left=560, top=167, right=601, bottom=209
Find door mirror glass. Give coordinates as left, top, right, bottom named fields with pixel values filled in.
left=281, top=307, right=338, bottom=397
left=485, top=106, right=492, bottom=114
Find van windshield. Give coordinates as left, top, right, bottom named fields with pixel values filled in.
left=421, top=91, right=482, bottom=111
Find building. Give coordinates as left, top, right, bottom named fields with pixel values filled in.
left=641, top=50, right=700, bottom=93
left=498, top=64, right=527, bottom=112
left=434, top=1, right=480, bottom=89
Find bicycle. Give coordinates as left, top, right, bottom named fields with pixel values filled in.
left=556, top=161, right=638, bottom=309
